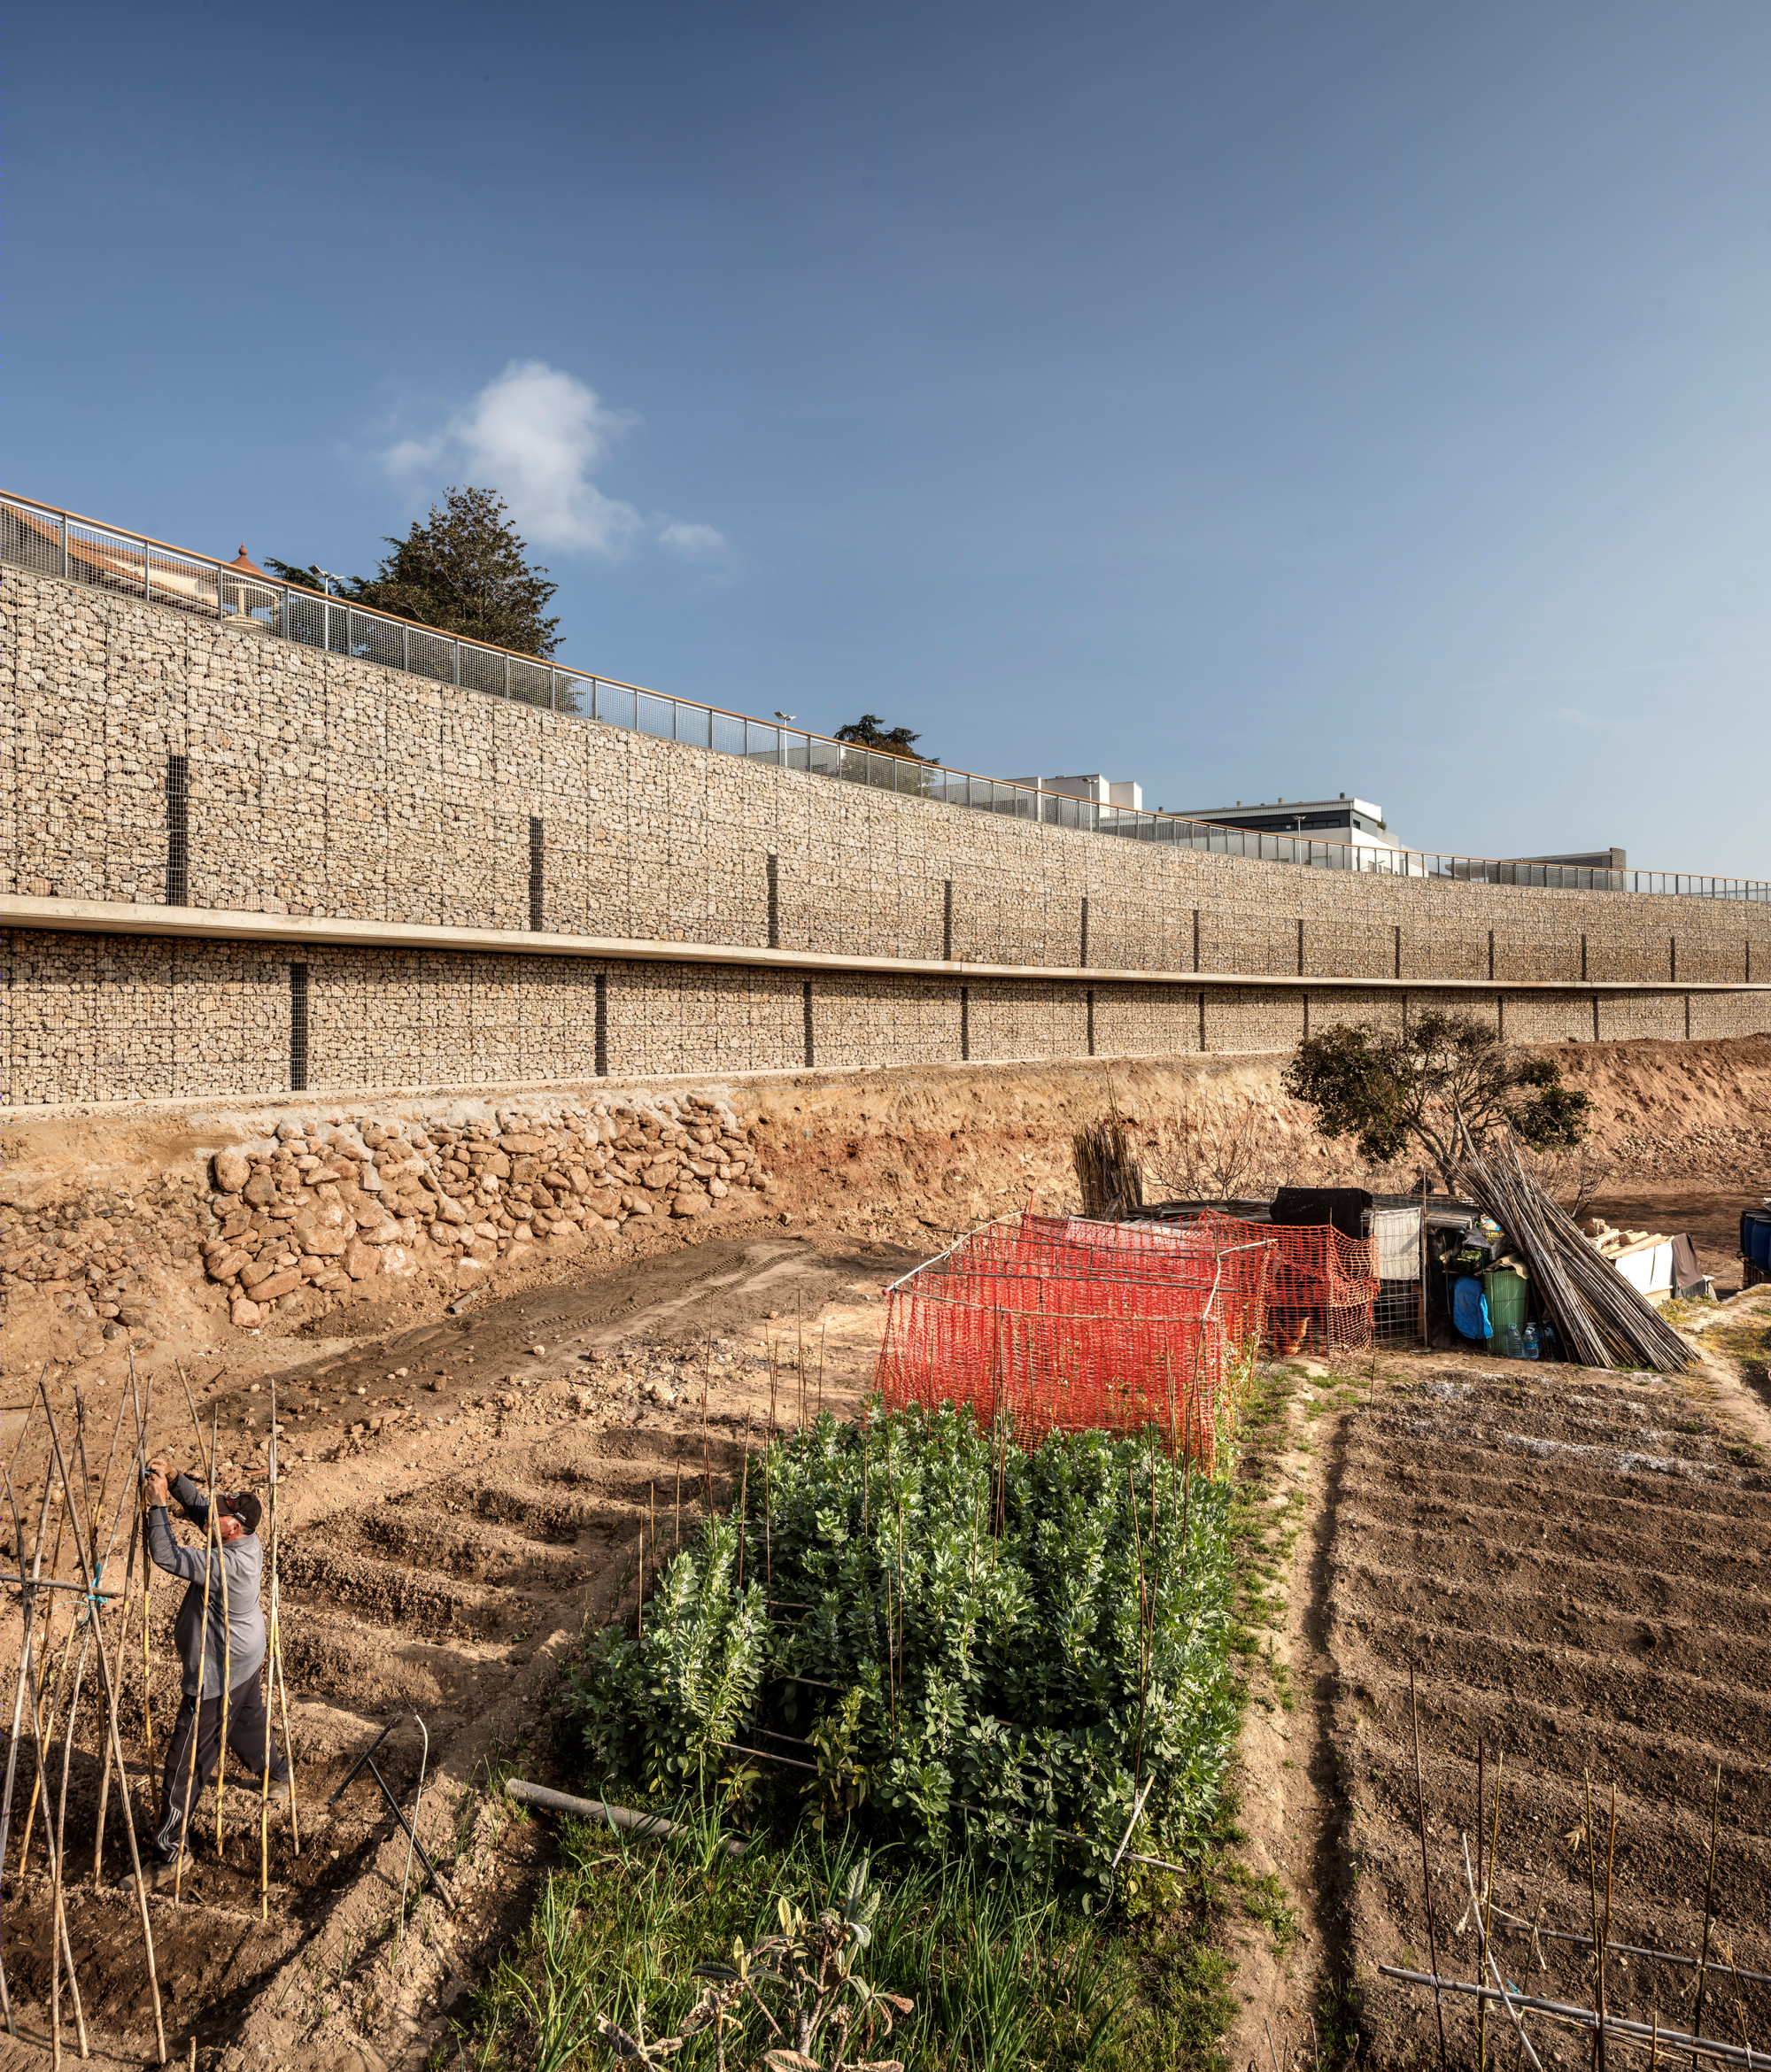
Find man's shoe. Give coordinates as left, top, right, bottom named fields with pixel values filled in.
left=134, top=1851, right=190, bottom=1891
left=264, top=1778, right=290, bottom=1806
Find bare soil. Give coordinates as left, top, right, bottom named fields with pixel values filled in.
left=1316, top=1337, right=1771, bottom=2069
left=4, top=1035, right=1770, bottom=2068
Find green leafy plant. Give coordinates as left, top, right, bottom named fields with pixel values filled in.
left=569, top=1405, right=1240, bottom=1898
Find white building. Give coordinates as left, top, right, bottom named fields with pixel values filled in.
left=1170, top=794, right=1399, bottom=861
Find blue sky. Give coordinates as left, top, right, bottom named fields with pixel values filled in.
left=8, top=3, right=1771, bottom=875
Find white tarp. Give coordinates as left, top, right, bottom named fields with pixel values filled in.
left=1613, top=1240, right=1674, bottom=1295
left=1371, top=1206, right=1423, bottom=1280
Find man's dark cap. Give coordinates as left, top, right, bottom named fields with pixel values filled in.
left=220, top=1490, right=262, bottom=1535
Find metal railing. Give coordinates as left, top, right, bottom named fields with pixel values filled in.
left=4, top=486, right=1766, bottom=907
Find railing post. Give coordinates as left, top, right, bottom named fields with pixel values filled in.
left=452, top=638, right=460, bottom=687
left=403, top=623, right=410, bottom=671
left=59, top=513, right=68, bottom=580
left=504, top=653, right=511, bottom=700
left=143, top=537, right=151, bottom=605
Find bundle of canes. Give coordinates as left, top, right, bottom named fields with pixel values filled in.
left=0, top=1399, right=89, bottom=2047
left=47, top=1387, right=138, bottom=2060
left=1455, top=1136, right=1693, bottom=1374
left=34, top=1378, right=168, bottom=2062
left=92, top=1358, right=161, bottom=1875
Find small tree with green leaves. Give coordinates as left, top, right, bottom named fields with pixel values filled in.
left=1280, top=1009, right=1590, bottom=1194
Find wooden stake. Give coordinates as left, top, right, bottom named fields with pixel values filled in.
left=736, top=1442, right=750, bottom=1593
left=1409, top=1666, right=1450, bottom=2072
left=213, top=1411, right=231, bottom=1859
left=39, top=1384, right=167, bottom=2062
left=1691, top=1767, right=1721, bottom=2068
left=0, top=1451, right=59, bottom=2040
left=267, top=1401, right=299, bottom=1857
left=1598, top=1784, right=1618, bottom=2072
left=174, top=1415, right=220, bottom=1904
left=1477, top=1736, right=1489, bottom=2072
left=635, top=1531, right=644, bottom=1640
left=260, top=1384, right=275, bottom=1918
left=1584, top=1773, right=1603, bottom=2072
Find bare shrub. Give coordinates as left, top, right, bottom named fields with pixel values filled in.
left=1138, top=1104, right=1302, bottom=1204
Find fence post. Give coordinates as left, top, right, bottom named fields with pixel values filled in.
left=59, top=513, right=68, bottom=580
left=143, top=537, right=151, bottom=605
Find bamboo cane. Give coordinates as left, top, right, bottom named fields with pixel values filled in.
left=48, top=1575, right=93, bottom=2066
left=43, top=1387, right=90, bottom=1998
left=19, top=1445, right=75, bottom=1874
left=46, top=1395, right=97, bottom=2065
left=37, top=1385, right=167, bottom=2063
left=259, top=1385, right=275, bottom=1917
left=0, top=1454, right=58, bottom=2037
left=1691, top=1767, right=1721, bottom=2070
left=213, top=1411, right=231, bottom=1858
left=129, top=1365, right=158, bottom=1817
left=73, top=1388, right=133, bottom=1884
left=267, top=1394, right=298, bottom=1855
left=1410, top=1666, right=1450, bottom=2072
left=174, top=1419, right=220, bottom=1903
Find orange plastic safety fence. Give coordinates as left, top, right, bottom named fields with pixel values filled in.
left=875, top=1210, right=1280, bottom=1466
left=1169, top=1210, right=1379, bottom=1359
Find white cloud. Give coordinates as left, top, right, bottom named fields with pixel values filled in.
left=380, top=360, right=722, bottom=561
left=658, top=520, right=728, bottom=556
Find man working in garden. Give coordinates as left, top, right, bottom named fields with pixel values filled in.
left=142, top=1457, right=290, bottom=1874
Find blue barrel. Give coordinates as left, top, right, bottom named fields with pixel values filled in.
left=1753, top=1215, right=1771, bottom=1271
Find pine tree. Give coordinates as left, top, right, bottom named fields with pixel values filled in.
left=268, top=486, right=561, bottom=658
left=355, top=487, right=561, bottom=657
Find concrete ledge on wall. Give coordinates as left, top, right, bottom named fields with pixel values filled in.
left=4, top=893, right=1766, bottom=996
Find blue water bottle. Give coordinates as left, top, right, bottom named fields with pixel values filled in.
left=1522, top=1321, right=1540, bottom=1360
left=1504, top=1324, right=1523, bottom=1359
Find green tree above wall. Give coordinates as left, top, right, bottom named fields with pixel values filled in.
left=266, top=486, right=561, bottom=658
left=833, top=714, right=938, bottom=763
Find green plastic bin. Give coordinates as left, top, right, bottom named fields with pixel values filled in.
left=1482, top=1269, right=1528, bottom=1342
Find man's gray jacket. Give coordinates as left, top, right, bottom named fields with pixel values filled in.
left=146, top=1473, right=266, bottom=1698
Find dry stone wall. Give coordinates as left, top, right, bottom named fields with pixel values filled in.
left=0, top=1087, right=775, bottom=1360
left=2, top=562, right=1770, bottom=1106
